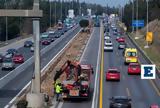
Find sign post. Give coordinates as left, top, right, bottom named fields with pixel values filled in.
left=144, top=32, right=153, bottom=48
left=132, top=20, right=144, bottom=39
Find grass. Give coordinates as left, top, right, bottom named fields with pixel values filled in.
left=129, top=33, right=160, bottom=70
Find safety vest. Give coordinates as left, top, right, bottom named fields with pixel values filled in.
left=56, top=85, right=62, bottom=93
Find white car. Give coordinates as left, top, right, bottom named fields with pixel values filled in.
left=104, top=44, right=113, bottom=51
left=105, top=39, right=112, bottom=46
left=104, top=36, right=110, bottom=40
left=30, top=46, right=34, bottom=52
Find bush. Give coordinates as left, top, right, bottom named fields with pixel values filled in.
left=79, top=19, right=89, bottom=28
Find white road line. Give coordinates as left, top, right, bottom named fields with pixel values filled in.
left=4, top=28, right=81, bottom=108
left=126, top=88, right=131, bottom=97
left=80, top=28, right=95, bottom=62
left=57, top=102, right=63, bottom=108
left=91, top=28, right=102, bottom=108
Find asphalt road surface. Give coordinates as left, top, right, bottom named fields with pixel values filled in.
left=102, top=26, right=160, bottom=108
left=57, top=27, right=101, bottom=108
left=0, top=26, right=81, bottom=107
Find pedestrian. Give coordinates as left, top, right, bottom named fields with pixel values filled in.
left=55, top=83, right=63, bottom=101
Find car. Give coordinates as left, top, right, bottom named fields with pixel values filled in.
left=41, top=38, right=51, bottom=45
left=4, top=53, right=13, bottom=59
left=128, top=63, right=141, bottom=75
left=24, top=41, right=33, bottom=47
left=48, top=36, right=55, bottom=42
left=6, top=48, right=18, bottom=55
left=30, top=46, right=34, bottom=52
left=0, top=54, right=4, bottom=62
left=104, top=36, right=110, bottom=40
left=106, top=68, right=120, bottom=81
left=118, top=42, right=127, bottom=49
left=150, top=104, right=159, bottom=108
left=105, top=39, right=112, bottom=46
left=117, top=37, right=125, bottom=42
left=12, top=53, right=24, bottom=63
left=2, top=58, right=15, bottom=70
left=104, top=44, right=113, bottom=51
left=109, top=96, right=132, bottom=108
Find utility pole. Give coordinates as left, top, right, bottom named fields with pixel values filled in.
left=55, top=0, right=57, bottom=26
left=132, top=0, right=135, bottom=32
left=136, top=0, right=138, bottom=36
left=49, top=0, right=52, bottom=27
left=5, top=0, right=8, bottom=43
left=145, top=0, right=149, bottom=48
left=61, top=0, right=63, bottom=20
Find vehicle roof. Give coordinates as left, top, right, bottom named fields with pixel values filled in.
left=125, top=48, right=137, bottom=52
left=150, top=105, right=159, bottom=108
left=80, top=64, right=91, bottom=69
left=112, top=96, right=129, bottom=99
left=108, top=68, right=118, bottom=71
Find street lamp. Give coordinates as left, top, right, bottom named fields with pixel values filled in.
left=132, top=0, right=135, bottom=32
left=5, top=0, right=8, bottom=43
left=49, top=0, right=52, bottom=27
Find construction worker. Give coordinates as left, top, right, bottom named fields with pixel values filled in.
left=55, top=83, right=63, bottom=101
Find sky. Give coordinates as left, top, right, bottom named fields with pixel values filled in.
left=79, top=0, right=130, bottom=7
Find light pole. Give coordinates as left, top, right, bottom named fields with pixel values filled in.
left=61, top=0, right=63, bottom=20
left=136, top=0, right=138, bottom=36
left=132, top=0, right=135, bottom=32
left=5, top=0, right=8, bottom=43
left=49, top=0, right=52, bottom=27
left=144, top=0, right=149, bottom=48
left=55, top=0, right=57, bottom=26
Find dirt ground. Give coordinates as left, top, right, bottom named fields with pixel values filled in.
left=41, top=29, right=92, bottom=97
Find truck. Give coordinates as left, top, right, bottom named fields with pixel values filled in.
left=57, top=20, right=63, bottom=30
left=54, top=60, right=93, bottom=99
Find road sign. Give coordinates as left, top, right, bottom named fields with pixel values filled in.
left=141, top=64, right=156, bottom=79
left=146, top=32, right=153, bottom=42
left=132, top=20, right=144, bottom=27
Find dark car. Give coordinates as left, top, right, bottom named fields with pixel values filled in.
left=54, top=32, right=61, bottom=38
left=6, top=48, right=18, bottom=56
left=109, top=96, right=132, bottom=108
left=118, top=42, right=127, bottom=49
left=0, top=54, right=4, bottom=62
left=24, top=41, right=33, bottom=47
left=2, top=58, right=15, bottom=70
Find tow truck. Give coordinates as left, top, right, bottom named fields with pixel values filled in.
left=54, top=60, right=93, bottom=99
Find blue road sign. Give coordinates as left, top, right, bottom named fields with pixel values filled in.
left=132, top=20, right=144, bottom=27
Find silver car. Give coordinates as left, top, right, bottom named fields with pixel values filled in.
left=2, top=58, right=15, bottom=70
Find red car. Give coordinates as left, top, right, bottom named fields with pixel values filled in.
left=106, top=68, right=120, bottom=81
left=13, top=53, right=24, bottom=63
left=150, top=105, right=159, bottom=108
left=41, top=39, right=51, bottom=45
left=117, top=37, right=125, bottom=42
left=128, top=63, right=141, bottom=75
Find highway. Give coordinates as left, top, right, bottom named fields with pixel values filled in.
left=101, top=24, right=160, bottom=108
left=56, top=27, right=101, bottom=108
left=0, top=26, right=80, bottom=107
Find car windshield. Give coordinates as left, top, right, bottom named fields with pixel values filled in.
left=108, top=70, right=119, bottom=73
left=127, top=52, right=136, bottom=57
left=3, top=59, right=12, bottom=63
left=114, top=98, right=129, bottom=103
left=130, top=64, right=140, bottom=68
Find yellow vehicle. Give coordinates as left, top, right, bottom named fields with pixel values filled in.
left=124, top=48, right=138, bottom=64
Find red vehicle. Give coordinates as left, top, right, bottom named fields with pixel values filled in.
left=106, top=68, right=120, bottom=81
left=54, top=60, right=93, bottom=99
left=128, top=63, right=141, bottom=75
left=13, top=53, right=24, bottom=63
left=150, top=105, right=159, bottom=108
left=41, top=39, right=51, bottom=45
left=117, top=37, right=125, bottom=42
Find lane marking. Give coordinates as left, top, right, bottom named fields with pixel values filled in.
left=91, top=28, right=102, bottom=108
left=149, top=79, right=160, bottom=96
left=57, top=102, right=63, bottom=108
left=80, top=28, right=95, bottom=62
left=126, top=88, right=131, bottom=97
left=99, top=21, right=104, bottom=108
